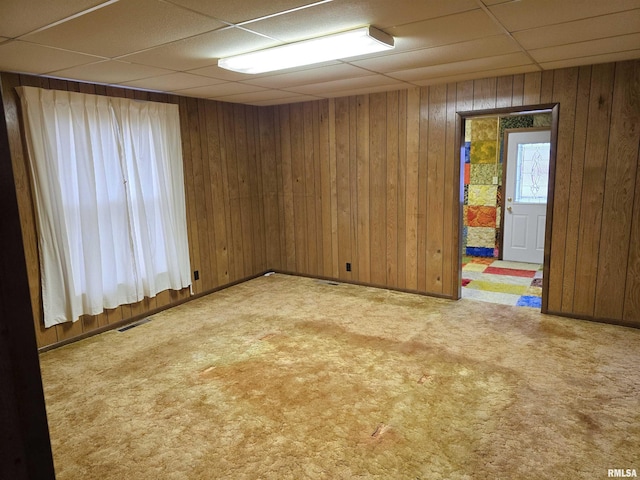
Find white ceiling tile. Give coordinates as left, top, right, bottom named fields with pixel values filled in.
left=350, top=35, right=519, bottom=72
left=120, top=72, right=226, bottom=91
left=120, top=27, right=279, bottom=71
left=285, top=74, right=405, bottom=95
left=321, top=82, right=413, bottom=98
left=539, top=50, right=640, bottom=70
left=250, top=94, right=324, bottom=106
left=489, top=0, right=640, bottom=32
left=514, top=10, right=640, bottom=50
left=0, top=0, right=108, bottom=38
left=411, top=64, right=541, bottom=87
left=242, top=63, right=372, bottom=88
left=212, top=89, right=300, bottom=104
left=384, top=10, right=504, bottom=53
left=173, top=83, right=267, bottom=97
left=48, top=60, right=175, bottom=84
left=244, top=0, right=479, bottom=41
left=21, top=0, right=223, bottom=58
left=165, top=0, right=321, bottom=24
left=529, top=33, right=640, bottom=63
left=0, top=40, right=104, bottom=75
left=388, top=52, right=534, bottom=82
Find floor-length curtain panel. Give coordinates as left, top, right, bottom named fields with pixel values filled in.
left=17, top=86, right=191, bottom=328
left=109, top=97, right=192, bottom=299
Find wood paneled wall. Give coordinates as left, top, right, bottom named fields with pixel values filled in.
left=2, top=59, right=639, bottom=347
left=1, top=73, right=272, bottom=348
left=270, top=59, right=640, bottom=326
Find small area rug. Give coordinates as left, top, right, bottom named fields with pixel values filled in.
left=462, top=256, right=543, bottom=307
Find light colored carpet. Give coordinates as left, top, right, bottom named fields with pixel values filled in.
left=39, top=274, right=640, bottom=479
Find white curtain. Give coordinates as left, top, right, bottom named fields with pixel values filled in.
left=17, top=86, right=191, bottom=328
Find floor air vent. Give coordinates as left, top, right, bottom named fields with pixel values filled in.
left=117, top=317, right=151, bottom=332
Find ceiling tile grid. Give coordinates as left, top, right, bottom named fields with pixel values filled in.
left=0, top=0, right=638, bottom=105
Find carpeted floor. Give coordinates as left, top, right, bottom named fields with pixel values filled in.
left=39, top=274, right=639, bottom=479
left=462, top=256, right=543, bottom=307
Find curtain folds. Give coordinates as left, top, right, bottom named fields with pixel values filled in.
left=17, top=86, right=191, bottom=328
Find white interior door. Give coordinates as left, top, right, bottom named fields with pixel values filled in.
left=503, top=129, right=550, bottom=264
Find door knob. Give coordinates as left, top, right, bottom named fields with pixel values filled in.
left=507, top=206, right=512, bottom=212
left=507, top=197, right=512, bottom=202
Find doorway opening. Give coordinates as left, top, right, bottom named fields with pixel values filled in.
left=458, top=107, right=557, bottom=311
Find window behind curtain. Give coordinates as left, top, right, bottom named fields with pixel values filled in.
left=17, top=87, right=192, bottom=328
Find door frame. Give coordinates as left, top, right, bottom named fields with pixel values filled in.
left=500, top=126, right=552, bottom=262
left=455, top=104, right=559, bottom=313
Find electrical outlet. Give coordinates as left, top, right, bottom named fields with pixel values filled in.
left=194, top=270, right=199, bottom=280
left=346, top=262, right=351, bottom=272
left=492, top=176, right=499, bottom=185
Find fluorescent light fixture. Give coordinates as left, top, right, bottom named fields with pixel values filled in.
left=218, top=26, right=394, bottom=74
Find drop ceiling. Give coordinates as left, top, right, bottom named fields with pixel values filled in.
left=1, top=0, right=639, bottom=106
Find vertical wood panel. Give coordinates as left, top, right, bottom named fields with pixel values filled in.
left=234, top=104, right=254, bottom=278
left=512, top=74, right=525, bottom=106
left=417, top=88, right=429, bottom=292
left=397, top=90, right=408, bottom=290
left=523, top=71, right=542, bottom=104
left=335, top=97, right=352, bottom=280
left=349, top=97, right=359, bottom=283
left=546, top=67, right=579, bottom=313
left=540, top=70, right=555, bottom=104
left=573, top=63, right=615, bottom=316
left=246, top=107, right=263, bottom=272
left=197, top=98, right=217, bottom=289
left=274, top=107, right=287, bottom=269
left=279, top=106, right=296, bottom=271
left=328, top=99, right=339, bottom=278
left=304, top=102, right=318, bottom=276
left=444, top=83, right=458, bottom=297
left=188, top=98, right=211, bottom=290
left=290, top=103, right=308, bottom=273
left=473, top=77, right=497, bottom=110
left=318, top=100, right=333, bottom=277
left=223, top=104, right=243, bottom=280
left=595, top=61, right=640, bottom=319
left=255, top=107, right=268, bottom=272
left=496, top=76, right=513, bottom=108
left=370, top=93, right=388, bottom=286
left=426, top=84, right=446, bottom=294
left=356, top=95, right=371, bottom=283
left=625, top=145, right=640, bottom=322
left=216, top=104, right=236, bottom=281
left=180, top=97, right=200, bottom=293
left=405, top=88, right=420, bottom=290
left=258, top=108, right=281, bottom=270
left=312, top=102, right=324, bottom=275
left=386, top=91, right=399, bottom=288
left=560, top=66, right=591, bottom=313
left=206, top=102, right=230, bottom=284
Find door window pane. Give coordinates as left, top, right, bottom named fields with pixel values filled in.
left=515, top=142, right=550, bottom=203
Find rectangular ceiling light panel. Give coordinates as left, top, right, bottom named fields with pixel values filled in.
left=218, top=26, right=394, bottom=74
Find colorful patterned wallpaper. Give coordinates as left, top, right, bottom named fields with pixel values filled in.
left=462, top=113, right=551, bottom=258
